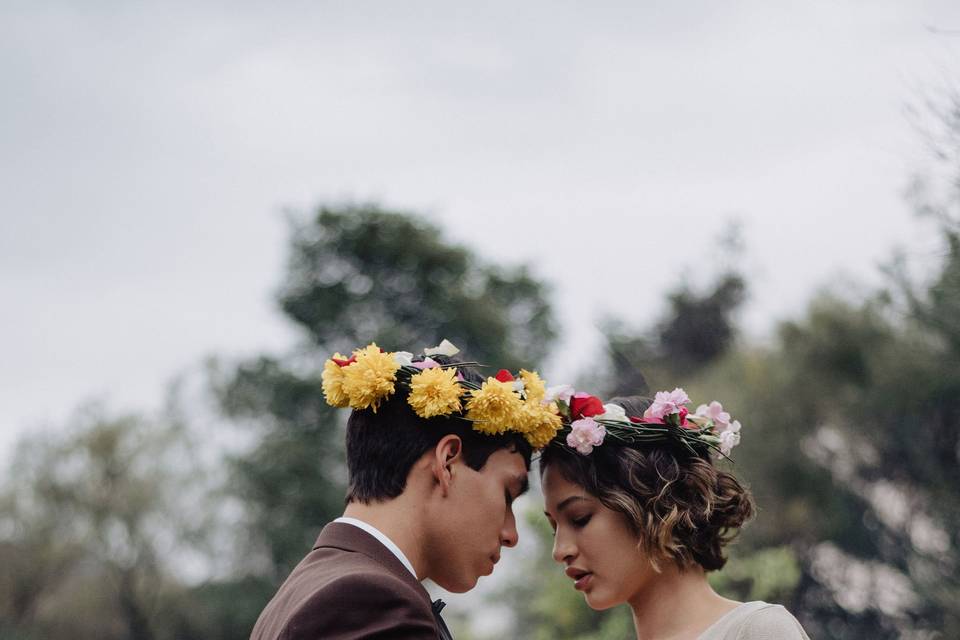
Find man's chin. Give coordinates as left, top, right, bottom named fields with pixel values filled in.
left=435, top=575, right=480, bottom=594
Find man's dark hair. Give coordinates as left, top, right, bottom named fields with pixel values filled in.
left=345, top=355, right=534, bottom=504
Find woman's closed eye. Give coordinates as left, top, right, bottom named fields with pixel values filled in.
left=571, top=514, right=592, bottom=528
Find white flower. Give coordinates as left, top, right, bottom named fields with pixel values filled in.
left=544, top=384, right=575, bottom=404
left=393, top=351, right=414, bottom=367
left=718, top=420, right=742, bottom=455
left=424, top=339, right=460, bottom=357
left=512, top=379, right=526, bottom=394
left=597, top=403, right=629, bottom=424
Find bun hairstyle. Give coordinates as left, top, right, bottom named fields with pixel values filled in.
left=539, top=395, right=754, bottom=572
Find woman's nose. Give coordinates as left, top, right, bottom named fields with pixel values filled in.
left=552, top=529, right=576, bottom=564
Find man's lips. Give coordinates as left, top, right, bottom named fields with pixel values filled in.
left=565, top=567, right=593, bottom=590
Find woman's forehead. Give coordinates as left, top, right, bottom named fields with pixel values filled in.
left=542, top=468, right=590, bottom=505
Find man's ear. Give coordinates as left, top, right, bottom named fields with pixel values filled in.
left=432, top=435, right=464, bottom=496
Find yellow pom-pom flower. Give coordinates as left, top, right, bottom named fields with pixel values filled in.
left=321, top=353, right=351, bottom=407
left=512, top=400, right=544, bottom=434
left=524, top=402, right=563, bottom=449
left=519, top=369, right=546, bottom=403
left=407, top=366, right=464, bottom=419
left=340, top=343, right=401, bottom=412
left=466, top=378, right=524, bottom=435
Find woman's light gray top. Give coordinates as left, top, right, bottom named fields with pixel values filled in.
left=699, top=601, right=810, bottom=640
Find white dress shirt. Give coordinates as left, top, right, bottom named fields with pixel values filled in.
left=333, top=516, right=418, bottom=579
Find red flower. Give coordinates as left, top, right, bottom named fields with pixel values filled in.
left=495, top=369, right=515, bottom=382
left=570, top=392, right=604, bottom=419
left=332, top=355, right=357, bottom=367
left=679, top=406, right=689, bottom=426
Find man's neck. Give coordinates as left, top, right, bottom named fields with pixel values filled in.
left=628, top=566, right=738, bottom=640
left=342, top=496, right=427, bottom=580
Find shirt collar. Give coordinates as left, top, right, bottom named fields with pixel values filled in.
left=333, top=516, right=418, bottom=579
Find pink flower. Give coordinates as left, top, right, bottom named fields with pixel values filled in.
left=566, top=418, right=606, bottom=455
left=695, top=401, right=730, bottom=430
left=413, top=357, right=441, bottom=370
left=643, top=388, right=691, bottom=421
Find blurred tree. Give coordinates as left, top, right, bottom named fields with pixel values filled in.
left=0, top=401, right=213, bottom=640
left=211, top=205, right=558, bottom=602
left=494, top=197, right=960, bottom=638
left=602, top=265, right=747, bottom=397
left=277, top=205, right=555, bottom=370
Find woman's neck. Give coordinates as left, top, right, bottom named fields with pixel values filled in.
left=628, top=565, right=739, bottom=640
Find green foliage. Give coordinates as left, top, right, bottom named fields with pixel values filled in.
left=603, top=269, right=747, bottom=397
left=0, top=404, right=212, bottom=640
left=657, top=272, right=747, bottom=372
left=211, top=355, right=345, bottom=578
left=278, top=205, right=556, bottom=370
left=166, top=576, right=279, bottom=640
left=695, top=232, right=960, bottom=636
left=709, top=546, right=802, bottom=603
left=494, top=213, right=958, bottom=638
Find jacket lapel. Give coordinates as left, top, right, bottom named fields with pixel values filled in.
left=313, top=522, right=434, bottom=612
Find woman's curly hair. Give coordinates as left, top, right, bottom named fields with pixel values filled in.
left=539, top=395, right=754, bottom=572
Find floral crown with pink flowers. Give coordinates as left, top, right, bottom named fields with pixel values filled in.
left=320, top=339, right=564, bottom=449
left=545, top=386, right=742, bottom=459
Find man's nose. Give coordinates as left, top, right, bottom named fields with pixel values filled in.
left=500, top=511, right=519, bottom=548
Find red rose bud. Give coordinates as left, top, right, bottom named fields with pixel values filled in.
left=332, top=355, right=357, bottom=367
left=628, top=416, right=643, bottom=423
left=495, top=369, right=515, bottom=382
left=679, top=406, right=689, bottom=426
left=570, top=393, right=604, bottom=419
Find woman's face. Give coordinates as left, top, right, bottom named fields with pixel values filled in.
left=542, top=466, right=655, bottom=610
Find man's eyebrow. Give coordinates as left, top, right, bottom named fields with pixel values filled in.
left=511, top=474, right=529, bottom=497
left=518, top=475, right=530, bottom=496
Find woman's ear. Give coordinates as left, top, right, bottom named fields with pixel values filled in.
left=432, top=435, right=463, bottom=496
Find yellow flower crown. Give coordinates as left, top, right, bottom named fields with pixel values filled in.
left=320, top=340, right=562, bottom=449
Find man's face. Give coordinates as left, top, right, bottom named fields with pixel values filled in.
left=429, top=448, right=528, bottom=592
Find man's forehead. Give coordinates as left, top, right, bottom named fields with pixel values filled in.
left=486, top=449, right=530, bottom=488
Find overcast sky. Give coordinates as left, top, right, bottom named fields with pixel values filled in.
left=3, top=1, right=960, bottom=462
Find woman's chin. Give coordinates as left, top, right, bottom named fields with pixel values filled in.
left=583, top=592, right=620, bottom=611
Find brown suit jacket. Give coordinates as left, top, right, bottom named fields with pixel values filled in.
left=250, top=522, right=440, bottom=640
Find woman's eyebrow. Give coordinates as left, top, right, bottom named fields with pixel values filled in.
left=556, top=495, right=588, bottom=512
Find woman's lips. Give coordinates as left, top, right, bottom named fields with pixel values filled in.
left=565, top=567, right=593, bottom=591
